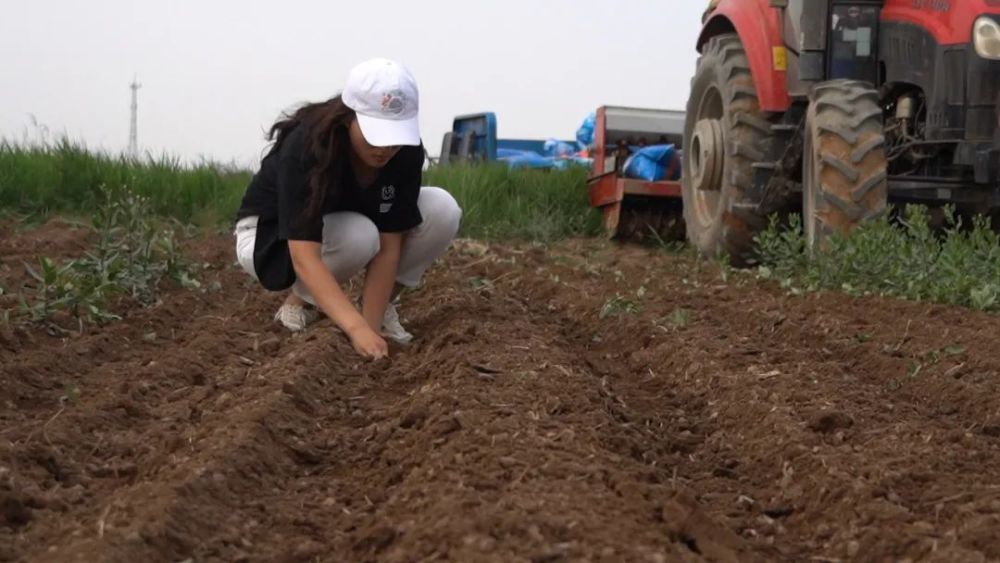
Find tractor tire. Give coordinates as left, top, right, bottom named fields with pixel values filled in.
left=682, top=33, right=774, bottom=266
left=803, top=80, right=888, bottom=248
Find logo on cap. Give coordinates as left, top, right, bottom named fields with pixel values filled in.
left=381, top=90, right=406, bottom=116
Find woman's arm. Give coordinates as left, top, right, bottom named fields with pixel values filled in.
left=288, top=240, right=387, bottom=358
left=361, top=232, right=403, bottom=330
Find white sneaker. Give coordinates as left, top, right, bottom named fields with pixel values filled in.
left=382, top=302, right=414, bottom=344
left=274, top=303, right=319, bottom=332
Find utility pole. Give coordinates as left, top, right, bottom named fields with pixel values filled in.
left=129, top=76, right=141, bottom=157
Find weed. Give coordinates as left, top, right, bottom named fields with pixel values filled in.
left=600, top=294, right=640, bottom=319
left=717, top=254, right=734, bottom=283
left=654, top=308, right=691, bottom=332
left=18, top=256, right=118, bottom=323
left=60, top=383, right=81, bottom=405
left=469, top=276, right=495, bottom=292
left=648, top=226, right=689, bottom=254
left=944, top=345, right=966, bottom=356
left=754, top=205, right=1000, bottom=312
left=16, top=185, right=197, bottom=327
left=669, top=308, right=691, bottom=328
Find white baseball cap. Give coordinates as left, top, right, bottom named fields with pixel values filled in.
left=342, top=58, right=421, bottom=147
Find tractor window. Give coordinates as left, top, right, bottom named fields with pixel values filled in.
left=786, top=0, right=804, bottom=52
left=829, top=5, right=880, bottom=82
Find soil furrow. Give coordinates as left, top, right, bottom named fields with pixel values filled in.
left=4, top=226, right=1000, bottom=562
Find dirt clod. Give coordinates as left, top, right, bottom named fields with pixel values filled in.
left=1, top=495, right=32, bottom=528
left=807, top=411, right=855, bottom=433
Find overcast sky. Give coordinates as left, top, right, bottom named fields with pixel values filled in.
left=0, top=0, right=705, bottom=168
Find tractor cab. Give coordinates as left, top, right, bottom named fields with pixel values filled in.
left=781, top=1, right=884, bottom=91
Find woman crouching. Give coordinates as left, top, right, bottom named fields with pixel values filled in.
left=233, top=59, right=461, bottom=360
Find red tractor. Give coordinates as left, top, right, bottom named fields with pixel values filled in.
left=687, top=0, right=1000, bottom=264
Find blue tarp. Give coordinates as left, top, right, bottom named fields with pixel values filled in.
left=576, top=112, right=596, bottom=148
left=497, top=148, right=556, bottom=169
left=622, top=144, right=681, bottom=182
left=497, top=142, right=592, bottom=170
left=543, top=139, right=578, bottom=158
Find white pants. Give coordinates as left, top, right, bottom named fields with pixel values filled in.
left=235, top=186, right=462, bottom=304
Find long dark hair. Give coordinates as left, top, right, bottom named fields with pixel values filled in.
left=267, top=95, right=355, bottom=220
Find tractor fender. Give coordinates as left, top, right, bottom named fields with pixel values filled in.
left=697, top=0, right=790, bottom=112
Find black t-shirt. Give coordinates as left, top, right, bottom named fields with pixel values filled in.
left=237, top=124, right=424, bottom=236
left=235, top=124, right=424, bottom=290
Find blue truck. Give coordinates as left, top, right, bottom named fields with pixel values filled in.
left=438, top=112, right=580, bottom=168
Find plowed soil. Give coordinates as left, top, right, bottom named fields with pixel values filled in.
left=3, top=219, right=1000, bottom=562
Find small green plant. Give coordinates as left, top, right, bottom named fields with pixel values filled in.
left=648, top=225, right=689, bottom=254
left=669, top=308, right=691, bottom=328
left=717, top=254, right=734, bottom=283
left=18, top=256, right=117, bottom=323
left=600, top=294, right=640, bottom=319
left=852, top=333, right=873, bottom=344
left=970, top=284, right=999, bottom=310
left=87, top=185, right=196, bottom=303
left=653, top=308, right=691, bottom=332
left=60, top=382, right=82, bottom=405
left=754, top=214, right=808, bottom=284
left=468, top=276, right=495, bottom=292
left=944, top=345, right=966, bottom=356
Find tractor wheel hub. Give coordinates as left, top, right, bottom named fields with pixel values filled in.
left=690, top=118, right=724, bottom=192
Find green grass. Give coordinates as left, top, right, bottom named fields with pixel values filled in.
left=424, top=163, right=601, bottom=241
left=755, top=206, right=1000, bottom=312
left=0, top=138, right=249, bottom=225
left=0, top=138, right=599, bottom=240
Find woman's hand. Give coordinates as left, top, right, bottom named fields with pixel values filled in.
left=347, top=324, right=389, bottom=360
left=288, top=241, right=387, bottom=360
